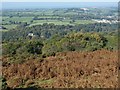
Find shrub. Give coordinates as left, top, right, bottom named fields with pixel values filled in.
left=0, top=76, right=8, bottom=90
left=42, top=32, right=108, bottom=56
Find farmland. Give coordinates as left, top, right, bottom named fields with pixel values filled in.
left=1, top=7, right=117, bottom=31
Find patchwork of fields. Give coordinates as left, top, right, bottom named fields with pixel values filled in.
left=2, top=16, right=96, bottom=30
left=2, top=7, right=117, bottom=31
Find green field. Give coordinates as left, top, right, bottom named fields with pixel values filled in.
left=30, top=20, right=95, bottom=26
left=2, top=7, right=117, bottom=31
left=2, top=16, right=96, bottom=30
left=2, top=24, right=17, bottom=29
left=2, top=17, right=33, bottom=24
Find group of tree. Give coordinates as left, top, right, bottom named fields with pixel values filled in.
left=2, top=31, right=117, bottom=63
left=2, top=23, right=117, bottom=42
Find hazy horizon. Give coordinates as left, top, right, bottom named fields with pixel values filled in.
left=2, top=2, right=118, bottom=9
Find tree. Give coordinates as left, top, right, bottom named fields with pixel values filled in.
left=30, top=20, right=33, bottom=23
left=26, top=40, right=44, bottom=54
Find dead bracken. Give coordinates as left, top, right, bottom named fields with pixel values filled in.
left=2, top=49, right=118, bottom=88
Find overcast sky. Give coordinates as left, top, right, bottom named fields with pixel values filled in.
left=2, top=0, right=120, bottom=2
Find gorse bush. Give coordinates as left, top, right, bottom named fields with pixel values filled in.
left=26, top=40, right=43, bottom=54
left=42, top=32, right=108, bottom=56
left=3, top=40, right=43, bottom=55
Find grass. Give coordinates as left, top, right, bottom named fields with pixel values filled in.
left=37, top=78, right=55, bottom=85
left=75, top=20, right=96, bottom=24
left=0, top=28, right=9, bottom=32
left=38, top=16, right=61, bottom=18
left=2, top=24, right=17, bottom=30
left=30, top=20, right=95, bottom=26
left=64, top=12, right=78, bottom=15
left=2, top=17, right=33, bottom=24
left=30, top=20, right=71, bottom=26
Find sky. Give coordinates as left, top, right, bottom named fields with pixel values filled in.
left=2, top=0, right=120, bottom=2
left=2, top=2, right=118, bottom=9
left=2, top=0, right=119, bottom=9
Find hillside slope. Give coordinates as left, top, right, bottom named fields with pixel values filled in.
left=2, top=49, right=118, bottom=88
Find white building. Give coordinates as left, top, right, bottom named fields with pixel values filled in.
left=28, top=33, right=34, bottom=37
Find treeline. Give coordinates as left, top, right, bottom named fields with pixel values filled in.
left=2, top=21, right=29, bottom=26
left=2, top=23, right=117, bottom=42
left=33, top=16, right=63, bottom=21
